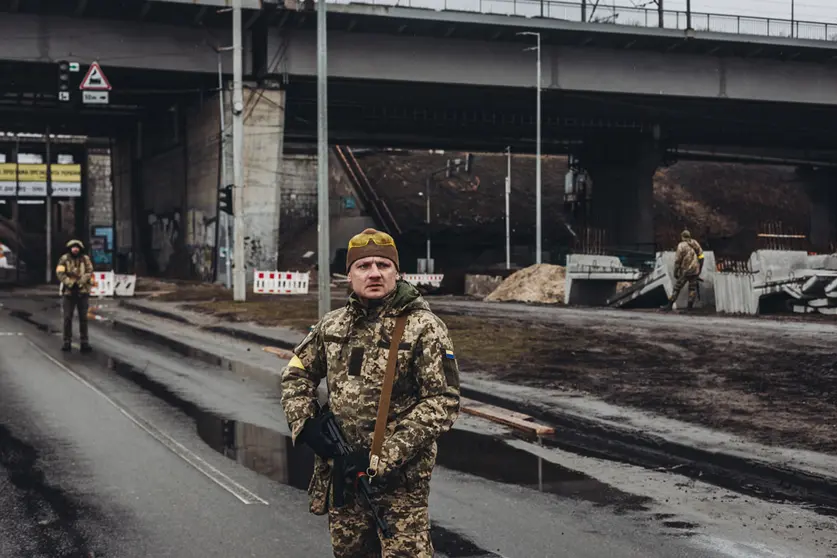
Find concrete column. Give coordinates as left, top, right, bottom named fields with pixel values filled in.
left=86, top=147, right=114, bottom=269
left=579, top=140, right=661, bottom=257
left=111, top=136, right=133, bottom=272
left=240, top=87, right=285, bottom=276
left=802, top=167, right=837, bottom=253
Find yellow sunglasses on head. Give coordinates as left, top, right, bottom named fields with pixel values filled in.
left=348, top=231, right=395, bottom=248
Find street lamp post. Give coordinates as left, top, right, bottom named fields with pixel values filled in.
left=424, top=176, right=431, bottom=271
left=232, top=0, right=246, bottom=302
left=316, top=0, right=330, bottom=317
left=505, top=146, right=511, bottom=270
left=517, top=31, right=542, bottom=265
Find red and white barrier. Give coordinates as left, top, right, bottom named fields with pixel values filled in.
left=61, top=271, right=136, bottom=297
left=254, top=271, right=310, bottom=295
left=90, top=271, right=115, bottom=297
left=401, top=274, right=445, bottom=288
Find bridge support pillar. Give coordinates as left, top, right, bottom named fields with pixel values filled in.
left=802, top=167, right=837, bottom=253
left=579, top=140, right=661, bottom=258
left=235, top=87, right=286, bottom=277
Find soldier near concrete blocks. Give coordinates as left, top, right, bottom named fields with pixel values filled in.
left=280, top=228, right=461, bottom=558
left=56, top=239, right=94, bottom=352
left=663, top=229, right=704, bottom=311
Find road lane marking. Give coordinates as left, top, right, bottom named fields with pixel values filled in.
left=26, top=339, right=269, bottom=506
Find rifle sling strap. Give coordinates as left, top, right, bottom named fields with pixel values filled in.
left=367, top=313, right=409, bottom=477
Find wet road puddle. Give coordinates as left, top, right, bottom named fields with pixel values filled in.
left=105, top=358, right=501, bottom=556
left=437, top=428, right=653, bottom=513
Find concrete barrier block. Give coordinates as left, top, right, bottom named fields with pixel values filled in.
left=464, top=274, right=504, bottom=299
left=565, top=254, right=641, bottom=306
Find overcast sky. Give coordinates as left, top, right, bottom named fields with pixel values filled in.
left=619, top=0, right=836, bottom=23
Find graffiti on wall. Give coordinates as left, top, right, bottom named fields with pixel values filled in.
left=186, top=208, right=216, bottom=282
left=148, top=210, right=180, bottom=273
left=146, top=208, right=217, bottom=280
left=244, top=236, right=268, bottom=270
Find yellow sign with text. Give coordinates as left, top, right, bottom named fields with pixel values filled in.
left=0, top=163, right=81, bottom=183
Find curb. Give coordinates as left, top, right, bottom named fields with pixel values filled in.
left=118, top=299, right=298, bottom=351
left=119, top=299, right=194, bottom=325
left=459, top=385, right=837, bottom=514
left=102, top=300, right=837, bottom=513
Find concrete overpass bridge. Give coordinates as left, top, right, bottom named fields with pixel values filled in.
left=0, top=0, right=835, bottom=277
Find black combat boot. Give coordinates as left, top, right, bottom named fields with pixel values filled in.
left=660, top=299, right=674, bottom=311
left=80, top=343, right=92, bottom=353
left=61, top=341, right=71, bottom=352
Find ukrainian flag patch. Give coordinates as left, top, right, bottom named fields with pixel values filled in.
left=444, top=349, right=456, bottom=360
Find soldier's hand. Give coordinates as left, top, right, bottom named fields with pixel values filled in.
left=298, top=416, right=339, bottom=459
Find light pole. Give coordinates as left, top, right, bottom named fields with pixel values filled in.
left=423, top=177, right=431, bottom=271
left=316, top=0, right=331, bottom=317
left=232, top=0, right=246, bottom=301
left=505, top=146, right=511, bottom=270
left=517, top=31, right=542, bottom=264
left=791, top=0, right=795, bottom=38
left=216, top=47, right=232, bottom=289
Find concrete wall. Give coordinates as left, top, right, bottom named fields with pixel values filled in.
left=134, top=88, right=375, bottom=280
left=241, top=88, right=285, bottom=273
left=87, top=149, right=112, bottom=228
left=185, top=97, right=221, bottom=282
left=142, top=143, right=187, bottom=277
left=275, top=151, right=375, bottom=271
left=112, top=137, right=133, bottom=268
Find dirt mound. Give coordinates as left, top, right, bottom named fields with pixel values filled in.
left=485, top=264, right=566, bottom=304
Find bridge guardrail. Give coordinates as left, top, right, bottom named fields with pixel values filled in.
left=334, top=0, right=837, bottom=43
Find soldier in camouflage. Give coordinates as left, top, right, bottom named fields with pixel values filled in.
left=55, top=239, right=94, bottom=352
left=662, top=229, right=704, bottom=311
left=280, top=228, right=461, bottom=557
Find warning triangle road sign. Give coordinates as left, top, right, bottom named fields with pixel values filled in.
left=79, top=62, right=112, bottom=91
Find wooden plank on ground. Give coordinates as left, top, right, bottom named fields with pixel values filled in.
left=263, top=346, right=295, bottom=359
left=461, top=397, right=555, bottom=436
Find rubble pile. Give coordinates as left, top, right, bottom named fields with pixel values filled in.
left=485, top=264, right=566, bottom=304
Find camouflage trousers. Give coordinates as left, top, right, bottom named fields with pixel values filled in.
left=670, top=272, right=700, bottom=306
left=328, top=485, right=433, bottom=558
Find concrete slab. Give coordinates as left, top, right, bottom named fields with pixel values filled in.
left=564, top=254, right=641, bottom=306
left=609, top=251, right=716, bottom=310
left=714, top=272, right=759, bottom=315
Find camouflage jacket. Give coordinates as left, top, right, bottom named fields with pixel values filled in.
left=674, top=239, right=703, bottom=277
left=280, top=280, right=461, bottom=511
left=56, top=253, right=94, bottom=295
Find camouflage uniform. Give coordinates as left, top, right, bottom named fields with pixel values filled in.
left=55, top=240, right=94, bottom=350
left=280, top=280, right=461, bottom=557
left=668, top=233, right=704, bottom=309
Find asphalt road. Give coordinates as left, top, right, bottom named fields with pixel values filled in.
left=0, top=296, right=835, bottom=558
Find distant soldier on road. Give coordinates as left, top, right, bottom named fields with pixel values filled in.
left=280, top=228, right=461, bottom=557
left=56, top=239, right=94, bottom=352
left=662, top=229, right=704, bottom=311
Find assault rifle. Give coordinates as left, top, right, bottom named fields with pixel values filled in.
left=316, top=403, right=393, bottom=538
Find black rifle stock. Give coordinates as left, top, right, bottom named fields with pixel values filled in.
left=318, top=406, right=393, bottom=539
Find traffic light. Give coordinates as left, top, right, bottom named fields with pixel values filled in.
left=57, top=60, right=70, bottom=102
left=219, top=184, right=233, bottom=215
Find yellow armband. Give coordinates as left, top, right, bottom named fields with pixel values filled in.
left=288, top=355, right=306, bottom=370
left=56, top=264, right=66, bottom=273
left=698, top=254, right=705, bottom=259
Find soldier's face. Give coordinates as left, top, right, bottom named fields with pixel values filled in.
left=349, top=256, right=397, bottom=300
left=71, top=247, right=80, bottom=256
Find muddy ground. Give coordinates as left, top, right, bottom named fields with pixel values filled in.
left=150, top=281, right=837, bottom=456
